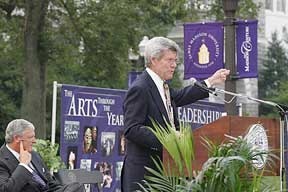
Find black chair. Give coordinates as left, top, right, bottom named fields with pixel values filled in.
left=55, top=169, right=103, bottom=192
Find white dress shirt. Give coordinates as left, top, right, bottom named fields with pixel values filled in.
left=146, top=68, right=168, bottom=111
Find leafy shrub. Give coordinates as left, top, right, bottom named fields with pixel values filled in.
left=33, top=139, right=65, bottom=172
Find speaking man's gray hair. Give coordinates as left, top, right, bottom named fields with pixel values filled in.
left=144, top=37, right=180, bottom=67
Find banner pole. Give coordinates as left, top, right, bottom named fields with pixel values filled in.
left=51, top=81, right=61, bottom=145
left=223, top=0, right=239, bottom=116
left=280, top=116, right=283, bottom=192
left=280, top=112, right=288, bottom=192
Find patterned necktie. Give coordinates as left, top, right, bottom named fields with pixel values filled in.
left=29, top=164, right=47, bottom=189
left=163, top=82, right=175, bottom=130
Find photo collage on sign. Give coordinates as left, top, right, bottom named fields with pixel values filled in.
left=63, top=122, right=126, bottom=192
left=60, top=86, right=127, bottom=191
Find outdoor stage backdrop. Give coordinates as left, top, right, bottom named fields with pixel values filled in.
left=60, top=84, right=225, bottom=192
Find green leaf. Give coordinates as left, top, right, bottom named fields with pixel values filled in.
left=33, top=139, right=65, bottom=172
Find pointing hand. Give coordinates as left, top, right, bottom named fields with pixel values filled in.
left=207, top=69, right=230, bottom=86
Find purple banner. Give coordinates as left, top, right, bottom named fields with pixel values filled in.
left=60, top=84, right=225, bottom=192
left=128, top=71, right=142, bottom=88
left=60, top=84, right=126, bottom=192
left=178, top=100, right=225, bottom=130
left=236, top=20, right=258, bottom=78
left=184, top=22, right=224, bottom=80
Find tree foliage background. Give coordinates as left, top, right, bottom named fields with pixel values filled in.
left=258, top=31, right=288, bottom=117
left=0, top=0, right=259, bottom=143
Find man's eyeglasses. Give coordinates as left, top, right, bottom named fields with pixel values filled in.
left=20, top=136, right=36, bottom=141
left=164, top=58, right=180, bottom=65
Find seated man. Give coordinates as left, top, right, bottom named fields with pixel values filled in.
left=0, top=119, right=84, bottom=192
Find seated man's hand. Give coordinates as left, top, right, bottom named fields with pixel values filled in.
left=19, top=141, right=31, bottom=165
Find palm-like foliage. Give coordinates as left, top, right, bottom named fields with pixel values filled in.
left=137, top=122, right=276, bottom=192
left=137, top=157, right=183, bottom=192
left=196, top=134, right=275, bottom=192
left=150, top=119, right=195, bottom=179
left=136, top=120, right=195, bottom=191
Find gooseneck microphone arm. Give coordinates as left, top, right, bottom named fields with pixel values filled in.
left=213, top=87, right=287, bottom=113
left=190, top=78, right=287, bottom=113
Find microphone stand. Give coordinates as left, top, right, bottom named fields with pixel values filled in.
left=212, top=87, right=288, bottom=191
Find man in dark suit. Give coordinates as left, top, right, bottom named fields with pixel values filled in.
left=0, top=119, right=84, bottom=192
left=121, top=37, right=230, bottom=191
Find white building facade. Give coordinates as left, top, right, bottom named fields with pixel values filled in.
left=264, top=0, right=288, bottom=41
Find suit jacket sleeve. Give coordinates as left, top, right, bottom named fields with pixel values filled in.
left=171, top=84, right=209, bottom=107
left=0, top=162, right=34, bottom=192
left=123, top=84, right=162, bottom=151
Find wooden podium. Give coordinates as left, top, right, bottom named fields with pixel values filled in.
left=163, top=116, right=280, bottom=176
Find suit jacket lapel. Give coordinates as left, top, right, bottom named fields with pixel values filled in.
left=1, top=145, right=19, bottom=171
left=142, top=71, right=169, bottom=123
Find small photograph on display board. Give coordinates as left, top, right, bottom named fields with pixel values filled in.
left=83, top=126, right=96, bottom=153
left=80, top=159, right=92, bottom=171
left=91, top=126, right=98, bottom=153
left=64, top=120, right=80, bottom=143
left=115, top=161, right=123, bottom=181
left=100, top=132, right=115, bottom=157
left=66, top=146, right=77, bottom=170
left=118, top=130, right=126, bottom=156
left=82, top=126, right=97, bottom=154
left=84, top=184, right=90, bottom=192
left=94, top=162, right=113, bottom=189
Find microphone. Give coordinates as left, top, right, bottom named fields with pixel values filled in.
left=278, top=103, right=288, bottom=112
left=190, top=78, right=217, bottom=96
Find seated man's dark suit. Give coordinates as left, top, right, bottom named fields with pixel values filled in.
left=0, top=144, right=83, bottom=192
left=121, top=70, right=209, bottom=191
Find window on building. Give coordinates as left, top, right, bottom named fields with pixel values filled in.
left=265, top=0, right=273, bottom=10
left=277, top=0, right=286, bottom=12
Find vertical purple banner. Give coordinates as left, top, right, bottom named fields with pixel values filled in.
left=184, top=22, right=224, bottom=80
left=236, top=20, right=258, bottom=78
left=60, top=84, right=126, bottom=192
